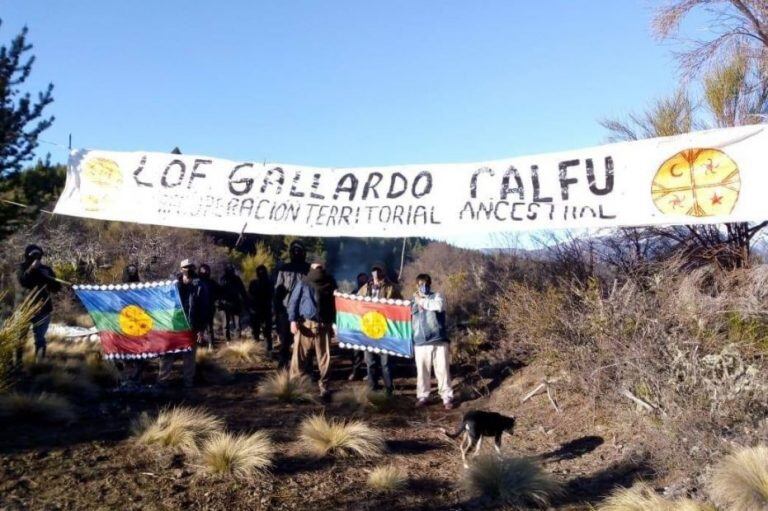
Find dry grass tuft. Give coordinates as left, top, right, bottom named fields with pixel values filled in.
left=299, top=414, right=385, bottom=458
left=597, top=483, right=714, bottom=511
left=0, top=392, right=76, bottom=423
left=367, top=464, right=407, bottom=492
left=45, top=340, right=100, bottom=359
left=217, top=340, right=266, bottom=365
left=32, top=369, right=99, bottom=399
left=709, top=445, right=768, bottom=511
left=198, top=431, right=274, bottom=479
left=333, top=385, right=398, bottom=413
left=132, top=406, right=224, bottom=453
left=80, top=353, right=119, bottom=387
left=257, top=370, right=315, bottom=403
left=0, top=290, right=42, bottom=390
left=195, top=348, right=232, bottom=384
left=462, top=455, right=561, bottom=509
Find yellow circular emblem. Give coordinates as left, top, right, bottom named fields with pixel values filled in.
left=360, top=311, right=387, bottom=340
left=83, top=158, right=123, bottom=186
left=651, top=148, right=740, bottom=217
left=118, top=305, right=153, bottom=336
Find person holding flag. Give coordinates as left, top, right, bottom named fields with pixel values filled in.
left=17, top=244, right=61, bottom=361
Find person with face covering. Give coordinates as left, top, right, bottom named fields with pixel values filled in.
left=357, top=264, right=402, bottom=396
left=197, top=263, right=220, bottom=347
left=412, top=273, right=454, bottom=410
left=347, top=272, right=369, bottom=381
left=287, top=257, right=337, bottom=398
left=248, top=265, right=274, bottom=351
left=17, top=244, right=61, bottom=361
left=158, top=259, right=209, bottom=388
left=274, top=241, right=310, bottom=367
left=219, top=262, right=249, bottom=341
left=122, top=263, right=140, bottom=283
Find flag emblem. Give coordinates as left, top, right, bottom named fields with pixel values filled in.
left=118, top=305, right=154, bottom=336
left=361, top=311, right=387, bottom=339
left=334, top=292, right=413, bottom=358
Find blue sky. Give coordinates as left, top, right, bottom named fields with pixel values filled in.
left=4, top=1, right=693, bottom=247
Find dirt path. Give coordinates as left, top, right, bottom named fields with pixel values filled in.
left=0, top=348, right=646, bottom=510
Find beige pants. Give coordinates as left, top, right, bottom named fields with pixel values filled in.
left=415, top=342, right=453, bottom=402
left=289, top=320, right=331, bottom=391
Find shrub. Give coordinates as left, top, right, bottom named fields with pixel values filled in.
left=299, top=414, right=385, bottom=458
left=709, top=445, right=768, bottom=511
left=32, top=369, right=99, bottom=399
left=239, top=242, right=276, bottom=283
left=195, top=348, right=232, bottom=384
left=257, top=370, right=315, bottom=403
left=0, top=289, right=42, bottom=390
left=596, top=483, right=714, bottom=511
left=367, top=464, right=407, bottom=492
left=132, top=406, right=224, bottom=453
left=218, top=340, right=266, bottom=365
left=462, top=455, right=561, bottom=509
left=198, top=431, right=274, bottom=479
left=0, top=392, right=76, bottom=423
left=333, top=385, right=398, bottom=413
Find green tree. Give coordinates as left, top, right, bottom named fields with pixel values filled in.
left=0, top=20, right=54, bottom=177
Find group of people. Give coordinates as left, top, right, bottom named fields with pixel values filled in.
left=16, top=240, right=455, bottom=409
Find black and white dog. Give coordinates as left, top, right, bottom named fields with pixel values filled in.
left=443, top=410, right=516, bottom=468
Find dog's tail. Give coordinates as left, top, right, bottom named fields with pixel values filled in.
left=441, top=421, right=466, bottom=439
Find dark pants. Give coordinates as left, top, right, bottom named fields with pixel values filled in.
left=32, top=315, right=51, bottom=360
left=364, top=351, right=393, bottom=394
left=348, top=350, right=365, bottom=379
left=224, top=310, right=241, bottom=341
left=276, top=309, right=292, bottom=367
left=252, top=311, right=272, bottom=351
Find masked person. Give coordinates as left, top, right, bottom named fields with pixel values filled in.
left=121, top=264, right=146, bottom=387
left=347, top=272, right=369, bottom=381
left=357, top=265, right=401, bottom=396
left=122, top=263, right=140, bottom=283
left=248, top=265, right=273, bottom=351
left=158, top=259, right=209, bottom=389
left=412, top=273, right=454, bottom=410
left=197, top=263, right=220, bottom=348
left=219, top=262, right=248, bottom=341
left=274, top=241, right=310, bottom=367
left=287, top=257, right=337, bottom=398
left=17, top=244, right=61, bottom=361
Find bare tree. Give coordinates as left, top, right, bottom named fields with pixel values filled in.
left=653, top=0, right=768, bottom=75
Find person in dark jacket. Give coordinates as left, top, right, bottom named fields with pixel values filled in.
left=121, top=264, right=146, bottom=386
left=248, top=265, right=273, bottom=351
left=158, top=259, right=209, bottom=388
left=347, top=272, right=369, bottom=381
left=287, top=258, right=337, bottom=397
left=412, top=273, right=453, bottom=409
left=358, top=265, right=402, bottom=396
left=17, top=244, right=61, bottom=361
left=274, top=241, right=310, bottom=367
left=122, top=263, right=140, bottom=283
left=219, top=262, right=249, bottom=341
left=197, top=263, right=220, bottom=348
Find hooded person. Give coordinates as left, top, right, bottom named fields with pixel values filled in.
left=17, top=244, right=61, bottom=361
left=286, top=256, right=337, bottom=397
left=248, top=264, right=273, bottom=351
left=274, top=241, right=310, bottom=367
left=357, top=264, right=402, bottom=395
left=219, top=262, right=249, bottom=341
left=197, top=263, right=220, bottom=347
left=122, top=263, right=140, bottom=284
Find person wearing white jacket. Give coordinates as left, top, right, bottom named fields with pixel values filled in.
left=412, top=273, right=454, bottom=410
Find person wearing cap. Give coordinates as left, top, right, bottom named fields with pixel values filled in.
left=158, top=259, right=210, bottom=388
left=274, top=241, right=310, bottom=367
left=357, top=264, right=402, bottom=396
left=286, top=256, right=337, bottom=397
left=17, top=244, right=61, bottom=361
left=412, top=273, right=454, bottom=410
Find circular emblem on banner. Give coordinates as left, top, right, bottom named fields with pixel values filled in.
left=360, top=311, right=387, bottom=340
left=118, top=305, right=153, bottom=336
left=651, top=148, right=740, bottom=217
left=80, top=157, right=123, bottom=212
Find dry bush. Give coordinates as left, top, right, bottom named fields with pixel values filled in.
left=132, top=406, right=224, bottom=453
left=44, top=339, right=100, bottom=360
left=462, top=455, right=561, bottom=509
left=596, top=483, right=715, bottom=511
left=0, top=289, right=42, bottom=390
left=238, top=242, right=276, bottom=283
left=32, top=369, right=99, bottom=399
left=195, top=348, right=232, bottom=384
left=333, top=384, right=398, bottom=413
left=494, top=261, right=768, bottom=476
left=217, top=340, right=266, bottom=365
left=0, top=392, right=76, bottom=423
left=708, top=445, right=768, bottom=511
left=367, top=464, right=407, bottom=492
left=299, top=414, right=385, bottom=458
left=257, top=370, right=315, bottom=403
left=198, top=431, right=274, bottom=479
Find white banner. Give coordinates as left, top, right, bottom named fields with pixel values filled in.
left=54, top=125, right=768, bottom=239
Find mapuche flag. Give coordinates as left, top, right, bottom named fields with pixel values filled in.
left=73, top=280, right=194, bottom=359
left=334, top=292, right=413, bottom=358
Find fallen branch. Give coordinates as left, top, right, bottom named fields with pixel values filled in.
left=521, top=379, right=561, bottom=413
left=620, top=388, right=655, bottom=412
